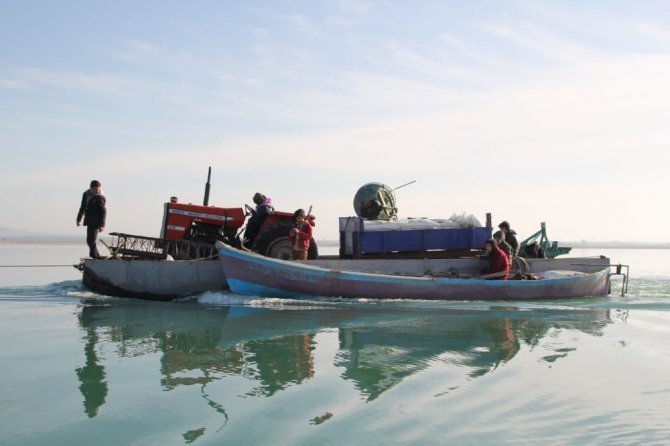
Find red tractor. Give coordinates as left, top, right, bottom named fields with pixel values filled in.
left=159, top=168, right=318, bottom=260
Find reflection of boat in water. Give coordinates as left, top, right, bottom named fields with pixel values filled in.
left=335, top=306, right=612, bottom=400
left=76, top=300, right=314, bottom=395
left=75, top=299, right=613, bottom=420
left=75, top=299, right=322, bottom=440
left=75, top=300, right=233, bottom=418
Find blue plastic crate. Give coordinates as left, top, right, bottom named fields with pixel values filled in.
left=339, top=217, right=492, bottom=255
left=359, top=227, right=491, bottom=253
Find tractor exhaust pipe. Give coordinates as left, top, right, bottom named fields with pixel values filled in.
left=203, top=166, right=211, bottom=206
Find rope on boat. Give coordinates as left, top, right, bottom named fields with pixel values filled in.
left=0, top=264, right=79, bottom=268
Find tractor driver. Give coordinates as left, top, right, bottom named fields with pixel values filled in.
left=243, top=192, right=274, bottom=248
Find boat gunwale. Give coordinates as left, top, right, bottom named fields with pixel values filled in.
left=216, top=242, right=612, bottom=299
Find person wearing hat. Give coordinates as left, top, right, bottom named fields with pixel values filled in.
left=497, top=221, right=519, bottom=258
left=76, top=180, right=107, bottom=259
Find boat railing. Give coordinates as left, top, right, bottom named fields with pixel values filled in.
left=608, top=263, right=630, bottom=296
left=107, top=232, right=218, bottom=260
left=518, top=221, right=572, bottom=258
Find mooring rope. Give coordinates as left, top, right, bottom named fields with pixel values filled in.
left=0, top=264, right=79, bottom=268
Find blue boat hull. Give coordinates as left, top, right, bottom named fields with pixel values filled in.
left=216, top=243, right=611, bottom=300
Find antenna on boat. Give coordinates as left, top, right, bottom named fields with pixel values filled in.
left=393, top=180, right=416, bottom=191
left=203, top=166, right=211, bottom=206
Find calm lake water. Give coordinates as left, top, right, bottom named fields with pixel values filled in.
left=1, top=244, right=669, bottom=445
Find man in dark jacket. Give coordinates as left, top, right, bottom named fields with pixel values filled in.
left=76, top=180, right=107, bottom=259
left=242, top=192, right=274, bottom=248
left=498, top=221, right=519, bottom=258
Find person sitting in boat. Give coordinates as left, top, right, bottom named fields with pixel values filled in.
left=493, top=230, right=513, bottom=260
left=523, top=241, right=546, bottom=259
left=498, top=221, right=519, bottom=257
left=243, top=192, right=274, bottom=248
left=480, top=239, right=510, bottom=280
left=288, top=208, right=315, bottom=260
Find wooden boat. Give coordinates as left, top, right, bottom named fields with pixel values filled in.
left=216, top=242, right=614, bottom=301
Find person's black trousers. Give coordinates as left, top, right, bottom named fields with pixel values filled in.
left=86, top=226, right=101, bottom=259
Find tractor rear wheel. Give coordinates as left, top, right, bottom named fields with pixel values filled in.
left=253, top=223, right=318, bottom=260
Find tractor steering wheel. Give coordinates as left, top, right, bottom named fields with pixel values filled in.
left=244, top=203, right=256, bottom=217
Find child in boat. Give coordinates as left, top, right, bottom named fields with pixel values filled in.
left=289, top=208, right=315, bottom=260
left=481, top=239, right=510, bottom=280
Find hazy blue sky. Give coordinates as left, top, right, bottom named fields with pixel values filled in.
left=1, top=1, right=668, bottom=242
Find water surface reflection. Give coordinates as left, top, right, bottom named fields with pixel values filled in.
left=75, top=298, right=612, bottom=435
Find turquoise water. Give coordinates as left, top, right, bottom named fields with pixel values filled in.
left=1, top=245, right=669, bottom=445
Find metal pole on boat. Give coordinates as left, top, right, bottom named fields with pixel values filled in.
left=393, top=180, right=416, bottom=191
left=203, top=166, right=211, bottom=206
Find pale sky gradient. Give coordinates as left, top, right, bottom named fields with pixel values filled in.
left=1, top=1, right=669, bottom=242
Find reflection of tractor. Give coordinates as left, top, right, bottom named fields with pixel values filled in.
left=160, top=168, right=318, bottom=260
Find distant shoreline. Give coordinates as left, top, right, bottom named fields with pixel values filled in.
left=0, top=238, right=89, bottom=245
left=568, top=243, right=670, bottom=249
left=314, top=241, right=670, bottom=249
left=0, top=237, right=668, bottom=249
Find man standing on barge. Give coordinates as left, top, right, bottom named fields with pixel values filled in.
left=76, top=180, right=107, bottom=259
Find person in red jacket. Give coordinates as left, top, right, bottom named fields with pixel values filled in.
left=288, top=208, right=315, bottom=260
left=481, top=239, right=510, bottom=280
